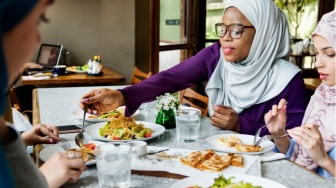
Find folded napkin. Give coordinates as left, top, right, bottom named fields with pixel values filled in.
left=260, top=151, right=286, bottom=162
left=22, top=75, right=52, bottom=80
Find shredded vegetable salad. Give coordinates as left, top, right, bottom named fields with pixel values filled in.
left=99, top=115, right=154, bottom=140
left=188, top=174, right=262, bottom=188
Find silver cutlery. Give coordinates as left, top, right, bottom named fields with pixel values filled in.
left=75, top=105, right=87, bottom=147
left=253, top=102, right=288, bottom=146
left=147, top=149, right=169, bottom=155
left=59, top=139, right=71, bottom=151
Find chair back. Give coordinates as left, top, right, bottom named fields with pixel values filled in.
left=131, top=67, right=152, bottom=85
left=180, top=88, right=209, bottom=116
left=8, top=84, right=37, bottom=123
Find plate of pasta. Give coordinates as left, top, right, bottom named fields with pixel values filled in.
left=85, top=117, right=165, bottom=142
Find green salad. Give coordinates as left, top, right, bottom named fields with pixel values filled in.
left=99, top=115, right=154, bottom=140
left=190, top=175, right=262, bottom=188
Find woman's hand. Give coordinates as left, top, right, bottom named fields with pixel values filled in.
left=21, top=124, right=61, bottom=146
left=79, top=88, right=125, bottom=115
left=288, top=124, right=330, bottom=167
left=39, top=152, right=86, bottom=188
left=264, top=99, right=287, bottom=135
left=24, top=62, right=43, bottom=69
left=211, top=105, right=239, bottom=131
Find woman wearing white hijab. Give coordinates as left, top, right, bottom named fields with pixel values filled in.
left=265, top=11, right=335, bottom=179
left=80, top=0, right=308, bottom=136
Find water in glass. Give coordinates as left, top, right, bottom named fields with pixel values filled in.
left=175, top=109, right=201, bottom=143
left=96, top=143, right=131, bottom=188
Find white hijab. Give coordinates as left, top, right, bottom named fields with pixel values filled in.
left=206, top=0, right=300, bottom=115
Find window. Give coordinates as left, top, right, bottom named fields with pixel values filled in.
left=275, top=0, right=319, bottom=39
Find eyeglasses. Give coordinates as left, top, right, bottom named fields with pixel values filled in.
left=215, top=23, right=254, bottom=39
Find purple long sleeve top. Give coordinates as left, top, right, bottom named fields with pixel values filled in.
left=120, top=42, right=308, bottom=136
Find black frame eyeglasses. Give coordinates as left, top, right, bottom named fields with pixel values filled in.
left=215, top=23, right=254, bottom=39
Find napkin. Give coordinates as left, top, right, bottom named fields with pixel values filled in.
left=260, top=151, right=286, bottom=162
left=22, top=75, right=53, bottom=80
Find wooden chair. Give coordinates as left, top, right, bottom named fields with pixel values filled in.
left=179, top=88, right=209, bottom=116
left=8, top=85, right=37, bottom=123
left=131, top=67, right=152, bottom=85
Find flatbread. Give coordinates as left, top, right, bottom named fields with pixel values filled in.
left=180, top=150, right=214, bottom=168
left=200, top=153, right=234, bottom=171
left=180, top=150, right=244, bottom=172
left=235, top=144, right=262, bottom=152
left=218, top=136, right=263, bottom=152
left=218, top=136, right=243, bottom=147
left=231, top=154, right=244, bottom=167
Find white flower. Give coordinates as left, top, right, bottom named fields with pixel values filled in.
left=156, top=93, right=180, bottom=111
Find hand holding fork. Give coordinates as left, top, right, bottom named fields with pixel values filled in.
left=253, top=101, right=288, bottom=146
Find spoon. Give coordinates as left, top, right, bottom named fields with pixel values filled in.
left=75, top=105, right=87, bottom=147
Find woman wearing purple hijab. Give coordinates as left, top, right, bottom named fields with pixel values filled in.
left=80, top=0, right=308, bottom=137
left=265, top=11, right=336, bottom=179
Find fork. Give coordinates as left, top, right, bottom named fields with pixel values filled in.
left=253, top=102, right=288, bottom=146
left=254, top=134, right=289, bottom=146
left=59, top=139, right=71, bottom=151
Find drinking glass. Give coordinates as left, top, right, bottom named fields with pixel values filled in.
left=175, top=109, right=201, bottom=143
left=95, top=143, right=132, bottom=188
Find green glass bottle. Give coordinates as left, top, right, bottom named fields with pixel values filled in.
left=97, top=55, right=101, bottom=64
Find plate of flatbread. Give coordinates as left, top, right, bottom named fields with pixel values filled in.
left=204, top=134, right=275, bottom=155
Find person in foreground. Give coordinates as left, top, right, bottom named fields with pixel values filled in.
left=80, top=0, right=307, bottom=136
left=0, top=0, right=86, bottom=187
left=264, top=11, right=335, bottom=179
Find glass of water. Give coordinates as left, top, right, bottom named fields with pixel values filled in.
left=95, top=143, right=132, bottom=188
left=175, top=109, right=201, bottom=143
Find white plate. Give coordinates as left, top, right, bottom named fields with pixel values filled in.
left=72, top=106, right=139, bottom=122
left=39, top=141, right=104, bottom=165
left=204, top=134, right=275, bottom=155
left=170, top=173, right=287, bottom=188
left=66, top=68, right=87, bottom=73
left=85, top=121, right=165, bottom=142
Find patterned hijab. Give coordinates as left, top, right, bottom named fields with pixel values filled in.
left=205, top=0, right=300, bottom=115
left=0, top=0, right=38, bottom=115
left=291, top=11, right=336, bottom=171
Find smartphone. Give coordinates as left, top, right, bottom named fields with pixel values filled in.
left=57, top=125, right=81, bottom=134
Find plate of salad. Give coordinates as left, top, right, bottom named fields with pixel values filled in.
left=66, top=65, right=88, bottom=73
left=170, top=173, right=287, bottom=188
left=85, top=119, right=165, bottom=142
left=72, top=106, right=139, bottom=122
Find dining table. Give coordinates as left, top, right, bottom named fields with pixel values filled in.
left=21, top=67, right=125, bottom=87
left=32, top=85, right=335, bottom=188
